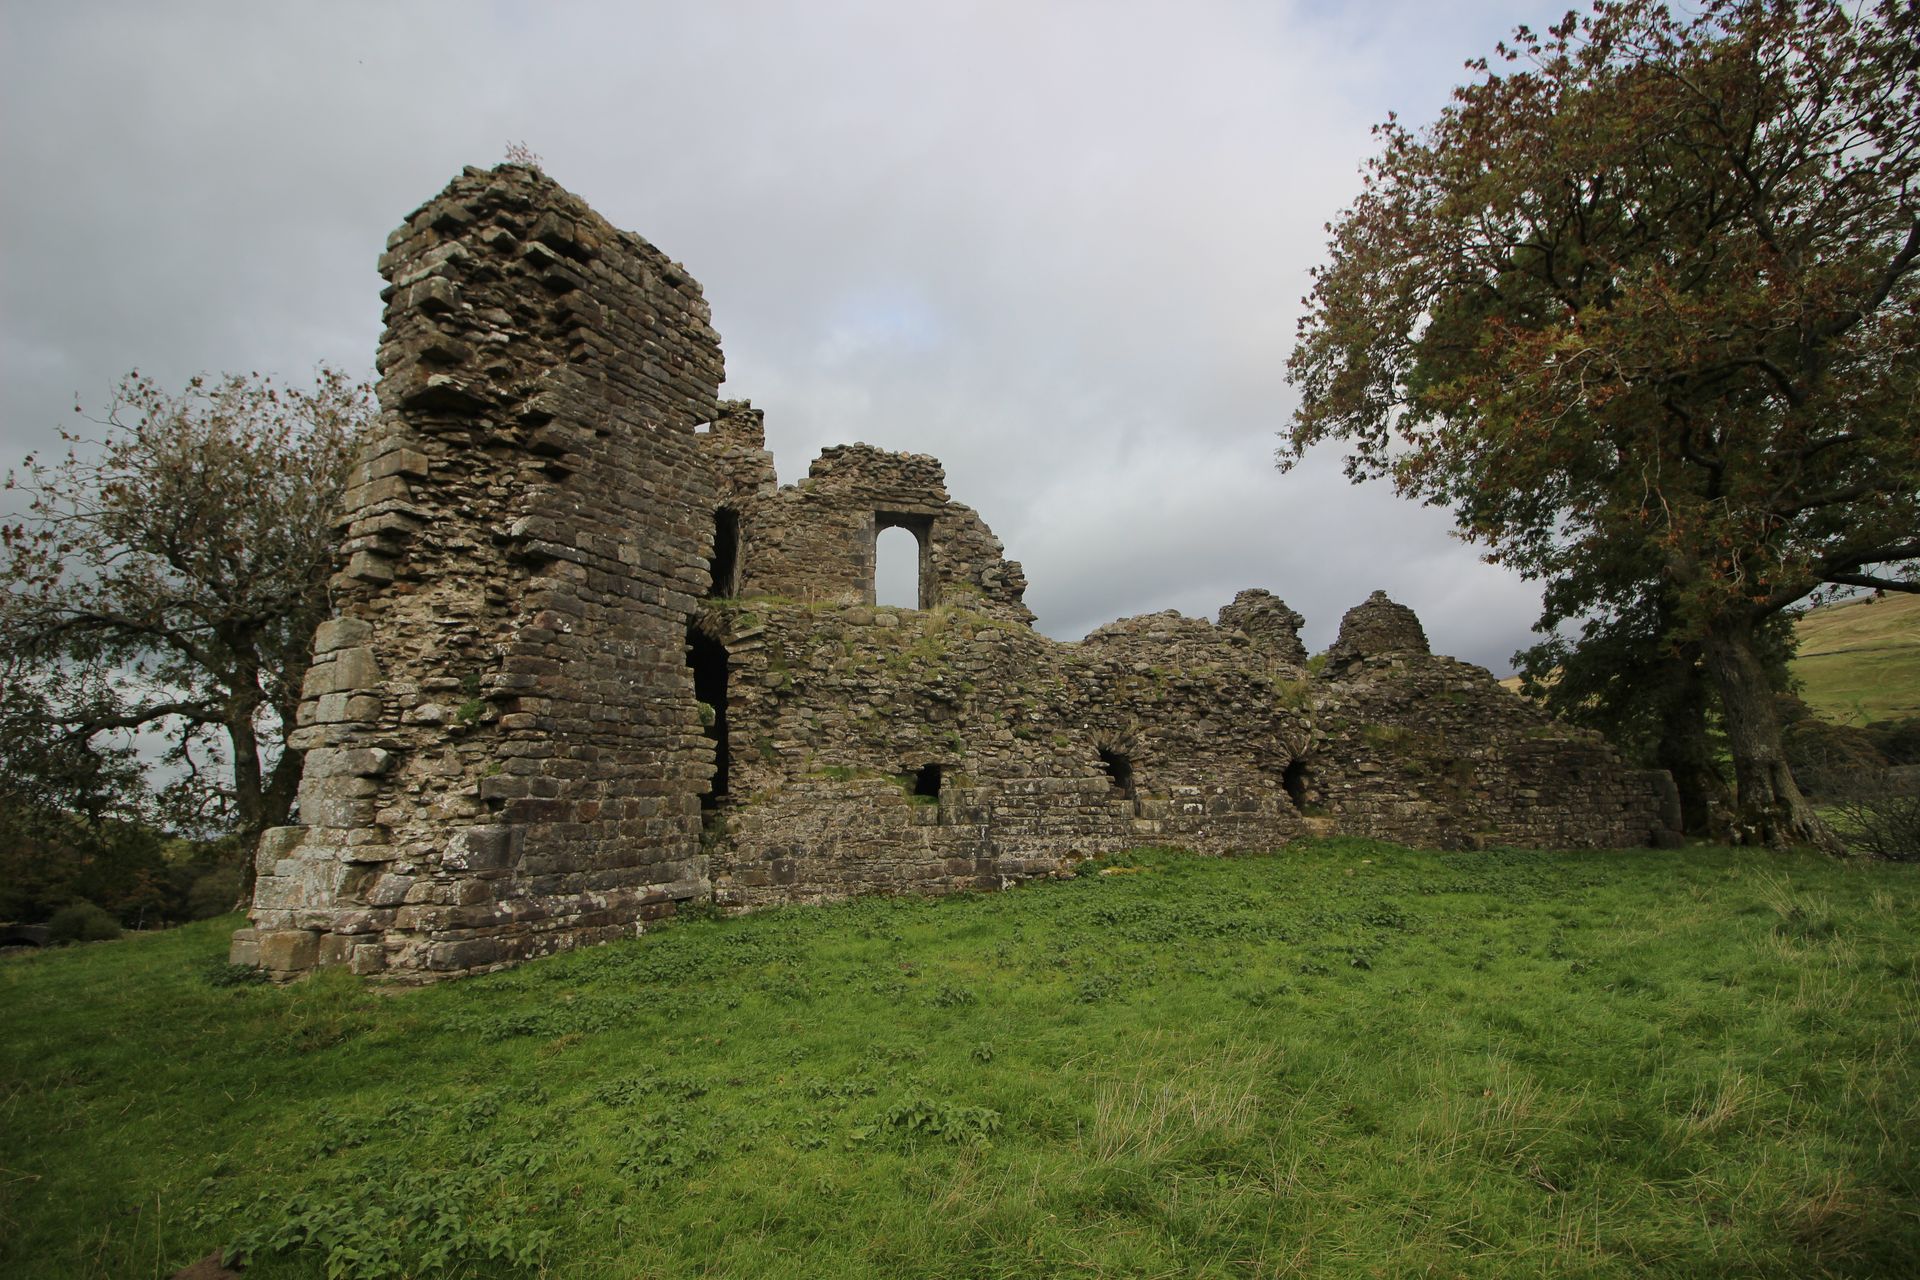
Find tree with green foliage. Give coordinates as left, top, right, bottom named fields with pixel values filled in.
left=1, top=367, right=369, bottom=888
left=0, top=658, right=158, bottom=922
left=1517, top=584, right=1728, bottom=835
left=1284, top=0, right=1920, bottom=851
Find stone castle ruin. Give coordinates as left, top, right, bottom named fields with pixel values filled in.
left=230, top=165, right=1680, bottom=980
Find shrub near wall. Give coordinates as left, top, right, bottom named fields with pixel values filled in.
left=44, top=902, right=122, bottom=944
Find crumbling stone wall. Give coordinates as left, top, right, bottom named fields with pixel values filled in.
left=709, top=597, right=1312, bottom=908
left=1324, top=590, right=1428, bottom=671
left=1296, top=594, right=1681, bottom=848
left=236, top=166, right=1680, bottom=982
left=1218, top=589, right=1310, bottom=667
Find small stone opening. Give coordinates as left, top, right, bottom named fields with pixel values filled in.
left=1098, top=749, right=1135, bottom=801
left=1282, top=760, right=1309, bottom=811
left=913, top=762, right=944, bottom=799
left=709, top=507, right=739, bottom=599
left=687, top=627, right=729, bottom=810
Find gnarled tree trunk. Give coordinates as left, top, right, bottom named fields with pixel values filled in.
left=1654, top=657, right=1731, bottom=837
left=1703, top=615, right=1843, bottom=854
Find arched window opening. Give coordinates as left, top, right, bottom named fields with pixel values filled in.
left=875, top=523, right=922, bottom=609
left=1098, top=749, right=1135, bottom=801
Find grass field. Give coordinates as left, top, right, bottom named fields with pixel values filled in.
left=1792, top=594, right=1920, bottom=726
left=3, top=839, right=1916, bottom=1279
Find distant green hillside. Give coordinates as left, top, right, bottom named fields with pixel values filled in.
left=1791, top=593, right=1920, bottom=726
left=1497, top=593, right=1917, bottom=727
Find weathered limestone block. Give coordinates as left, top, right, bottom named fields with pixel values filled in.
left=300, top=647, right=383, bottom=698
left=253, top=826, right=308, bottom=874
left=302, top=747, right=393, bottom=779
left=444, top=825, right=525, bottom=872
left=227, top=928, right=261, bottom=967
left=314, top=617, right=374, bottom=653
left=256, top=929, right=320, bottom=973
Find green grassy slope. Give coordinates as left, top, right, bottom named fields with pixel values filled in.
left=1792, top=593, right=1920, bottom=725
left=3, top=840, right=1916, bottom=1279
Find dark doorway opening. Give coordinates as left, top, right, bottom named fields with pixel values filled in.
left=709, top=508, right=739, bottom=599
left=688, top=627, right=729, bottom=810
left=1282, top=760, right=1309, bottom=811
left=1098, top=749, right=1135, bottom=801
left=913, top=763, right=944, bottom=799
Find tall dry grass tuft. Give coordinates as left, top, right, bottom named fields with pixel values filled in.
left=1087, top=1041, right=1274, bottom=1166
left=1682, top=1065, right=1779, bottom=1138
left=1417, top=1055, right=1583, bottom=1170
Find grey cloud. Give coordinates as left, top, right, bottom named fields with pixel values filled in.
left=3, top=0, right=1551, bottom=676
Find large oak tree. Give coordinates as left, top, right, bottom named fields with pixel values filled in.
left=1283, top=0, right=1919, bottom=851
left=2, top=368, right=368, bottom=879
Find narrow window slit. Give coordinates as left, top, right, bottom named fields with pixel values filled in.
left=687, top=626, right=729, bottom=810
left=709, top=507, right=739, bottom=599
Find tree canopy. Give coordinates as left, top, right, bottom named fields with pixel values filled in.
left=1283, top=0, right=1920, bottom=850
left=1, top=367, right=369, bottom=881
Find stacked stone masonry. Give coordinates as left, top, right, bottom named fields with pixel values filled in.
left=233, top=166, right=1680, bottom=981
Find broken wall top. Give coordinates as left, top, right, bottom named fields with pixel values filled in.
left=1326, top=589, right=1431, bottom=671
left=730, top=442, right=1034, bottom=622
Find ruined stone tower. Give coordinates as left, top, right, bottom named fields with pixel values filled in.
left=232, top=166, right=1678, bottom=981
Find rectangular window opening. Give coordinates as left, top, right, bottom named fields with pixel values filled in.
left=913, top=762, right=944, bottom=799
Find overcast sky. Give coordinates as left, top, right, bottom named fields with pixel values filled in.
left=1, top=0, right=1556, bottom=673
